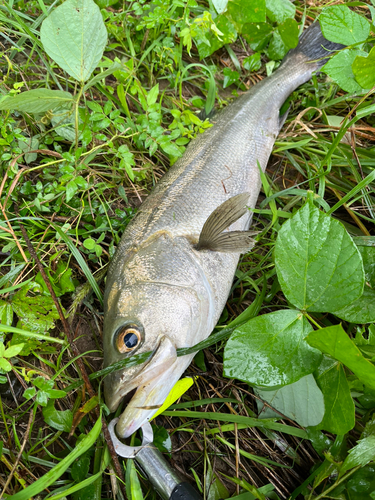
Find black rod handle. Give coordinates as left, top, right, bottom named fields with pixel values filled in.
left=170, top=482, right=203, bottom=500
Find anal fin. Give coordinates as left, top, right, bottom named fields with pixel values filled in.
left=197, top=193, right=257, bottom=253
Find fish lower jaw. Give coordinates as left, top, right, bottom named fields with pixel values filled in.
left=117, top=414, right=147, bottom=439
left=104, top=376, right=140, bottom=413
left=116, top=356, right=195, bottom=438
left=115, top=375, right=171, bottom=438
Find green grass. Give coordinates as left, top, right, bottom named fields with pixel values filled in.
left=1, top=0, right=375, bottom=499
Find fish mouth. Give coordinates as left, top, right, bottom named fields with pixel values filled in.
left=104, top=335, right=192, bottom=438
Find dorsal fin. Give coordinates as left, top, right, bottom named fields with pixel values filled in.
left=197, top=193, right=257, bottom=253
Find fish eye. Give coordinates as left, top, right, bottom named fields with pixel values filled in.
left=115, top=325, right=142, bottom=354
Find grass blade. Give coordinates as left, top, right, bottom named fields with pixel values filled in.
left=161, top=411, right=307, bottom=438
left=0, top=324, right=66, bottom=344
left=326, top=169, right=375, bottom=215
left=52, top=222, right=103, bottom=305
left=46, top=470, right=103, bottom=500
left=9, top=415, right=102, bottom=500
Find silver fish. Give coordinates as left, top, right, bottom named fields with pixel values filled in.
left=103, top=24, right=342, bottom=438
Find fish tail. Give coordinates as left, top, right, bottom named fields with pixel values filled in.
left=284, top=22, right=345, bottom=68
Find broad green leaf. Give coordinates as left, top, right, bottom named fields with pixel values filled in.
left=242, top=22, right=273, bottom=50
left=10, top=416, right=102, bottom=500
left=346, top=466, right=375, bottom=500
left=319, top=5, right=370, bottom=46
left=277, top=18, right=298, bottom=50
left=306, top=325, right=375, bottom=391
left=4, top=344, right=25, bottom=358
left=18, top=135, right=39, bottom=163
left=322, top=49, right=366, bottom=94
left=212, top=0, right=228, bottom=14
left=71, top=477, right=99, bottom=500
left=147, top=84, right=159, bottom=107
left=333, top=286, right=375, bottom=324
left=362, top=418, right=375, bottom=439
left=95, top=0, right=118, bottom=7
left=227, top=0, right=266, bottom=25
left=356, top=326, right=375, bottom=354
left=223, top=310, right=321, bottom=388
left=152, top=424, right=172, bottom=453
left=66, top=179, right=78, bottom=202
left=23, top=387, right=37, bottom=400
left=40, top=0, right=108, bottom=83
left=306, top=428, right=333, bottom=456
left=71, top=453, right=90, bottom=481
left=341, top=436, right=375, bottom=474
left=223, top=68, right=239, bottom=88
left=33, top=376, right=54, bottom=391
left=243, top=53, right=261, bottom=71
left=353, top=46, right=375, bottom=90
left=46, top=389, right=67, bottom=399
left=0, top=300, right=13, bottom=327
left=314, top=356, right=355, bottom=435
left=194, top=350, right=207, bottom=371
left=12, top=285, right=60, bottom=334
left=71, top=476, right=98, bottom=500
left=206, top=460, right=230, bottom=500
left=274, top=201, right=364, bottom=312
left=255, top=375, right=325, bottom=427
left=158, top=138, right=182, bottom=158
left=197, top=15, right=237, bottom=59
left=267, top=30, right=287, bottom=60
left=9, top=336, right=39, bottom=357
left=357, top=386, right=375, bottom=411
left=51, top=111, right=79, bottom=142
left=0, top=89, right=73, bottom=114
left=36, top=260, right=75, bottom=297
left=86, top=101, right=102, bottom=113
left=43, top=401, right=73, bottom=432
left=0, top=358, right=12, bottom=372
left=207, top=476, right=229, bottom=500
left=9, top=333, right=41, bottom=356
left=266, top=0, right=295, bottom=24
left=357, top=244, right=375, bottom=288
left=83, top=238, right=96, bottom=250
left=36, top=391, right=49, bottom=406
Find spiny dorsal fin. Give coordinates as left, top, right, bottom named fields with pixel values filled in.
left=197, top=193, right=256, bottom=253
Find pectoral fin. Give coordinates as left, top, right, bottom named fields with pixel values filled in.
left=197, top=192, right=257, bottom=253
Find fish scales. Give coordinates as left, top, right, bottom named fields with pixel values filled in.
left=105, top=60, right=308, bottom=322
left=103, top=24, right=344, bottom=438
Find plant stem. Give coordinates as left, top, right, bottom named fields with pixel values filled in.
left=312, top=466, right=361, bottom=500
left=304, top=313, right=322, bottom=329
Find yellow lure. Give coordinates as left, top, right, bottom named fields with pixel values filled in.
left=151, top=376, right=197, bottom=420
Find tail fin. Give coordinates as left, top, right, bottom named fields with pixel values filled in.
left=285, top=22, right=345, bottom=67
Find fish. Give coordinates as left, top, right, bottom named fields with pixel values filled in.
left=103, top=23, right=343, bottom=438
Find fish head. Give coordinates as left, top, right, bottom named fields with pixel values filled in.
left=103, top=236, right=213, bottom=437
